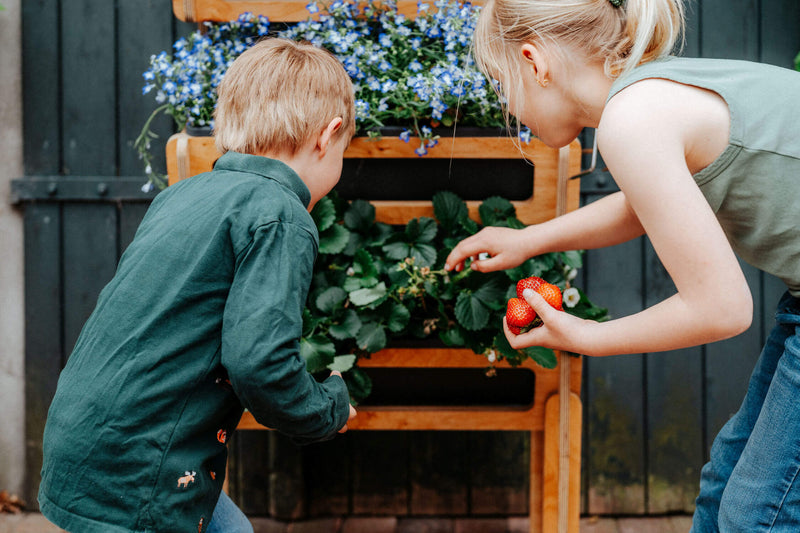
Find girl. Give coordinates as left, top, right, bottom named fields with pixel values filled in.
left=444, top=0, right=800, bottom=530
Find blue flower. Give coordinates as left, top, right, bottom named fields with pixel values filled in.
left=408, top=60, right=423, bottom=72
left=415, top=144, right=428, bottom=156
left=306, top=1, right=319, bottom=13
left=399, top=129, right=412, bottom=142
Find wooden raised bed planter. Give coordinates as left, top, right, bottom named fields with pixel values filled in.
left=167, top=130, right=583, bottom=533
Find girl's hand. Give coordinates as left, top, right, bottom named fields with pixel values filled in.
left=444, top=226, right=531, bottom=273
left=330, top=370, right=357, bottom=433
left=504, top=288, right=591, bottom=354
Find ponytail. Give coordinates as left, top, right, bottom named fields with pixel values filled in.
left=613, top=0, right=685, bottom=76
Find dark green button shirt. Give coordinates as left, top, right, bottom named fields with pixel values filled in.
left=39, top=152, right=351, bottom=533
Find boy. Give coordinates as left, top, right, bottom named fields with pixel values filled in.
left=39, top=38, right=357, bottom=533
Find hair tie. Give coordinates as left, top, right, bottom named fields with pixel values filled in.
left=608, top=0, right=624, bottom=6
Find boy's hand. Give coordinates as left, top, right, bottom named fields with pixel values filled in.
left=330, top=370, right=357, bottom=433
left=444, top=226, right=530, bottom=273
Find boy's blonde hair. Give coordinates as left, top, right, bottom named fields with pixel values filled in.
left=474, top=0, right=684, bottom=100
left=214, top=38, right=356, bottom=156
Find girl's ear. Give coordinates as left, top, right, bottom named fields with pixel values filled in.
left=317, top=117, right=344, bottom=157
left=520, top=43, right=550, bottom=87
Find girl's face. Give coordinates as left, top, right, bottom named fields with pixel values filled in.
left=502, top=44, right=586, bottom=149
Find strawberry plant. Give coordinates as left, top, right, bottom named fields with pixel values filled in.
left=301, top=191, right=607, bottom=402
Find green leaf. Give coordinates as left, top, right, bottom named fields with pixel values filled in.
left=357, top=322, right=387, bottom=352
left=405, top=217, right=438, bottom=243
left=327, top=354, right=358, bottom=373
left=382, top=241, right=412, bottom=261
left=343, top=199, right=376, bottom=232
left=479, top=196, right=515, bottom=226
left=300, top=335, right=336, bottom=373
left=409, top=243, right=438, bottom=267
left=319, top=224, right=350, bottom=254
left=472, top=275, right=508, bottom=306
left=561, top=250, right=583, bottom=269
left=432, top=191, right=468, bottom=232
left=329, top=309, right=361, bottom=340
left=459, top=216, right=479, bottom=234
left=523, top=346, right=558, bottom=369
left=343, top=276, right=364, bottom=292
left=353, top=249, right=378, bottom=278
left=454, top=291, right=490, bottom=331
left=387, top=303, right=411, bottom=332
left=440, top=327, right=466, bottom=347
left=344, top=367, right=373, bottom=405
left=316, top=286, right=348, bottom=313
left=311, top=196, right=337, bottom=232
left=349, top=281, right=387, bottom=306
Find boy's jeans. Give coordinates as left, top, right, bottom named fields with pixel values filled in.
left=208, top=491, right=253, bottom=533
left=691, top=292, right=800, bottom=532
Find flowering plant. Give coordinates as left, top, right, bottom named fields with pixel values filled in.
left=307, top=191, right=607, bottom=402
left=135, top=0, right=526, bottom=189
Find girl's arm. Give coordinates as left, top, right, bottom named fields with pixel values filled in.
left=445, top=190, right=645, bottom=273
left=511, top=80, right=753, bottom=356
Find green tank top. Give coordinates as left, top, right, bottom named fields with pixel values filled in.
left=607, top=57, right=800, bottom=296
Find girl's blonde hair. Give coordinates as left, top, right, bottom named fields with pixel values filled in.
left=214, top=38, right=356, bottom=156
left=474, top=0, right=685, bottom=89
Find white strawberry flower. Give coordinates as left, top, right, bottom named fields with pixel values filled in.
left=486, top=349, right=497, bottom=363
left=563, top=287, right=580, bottom=308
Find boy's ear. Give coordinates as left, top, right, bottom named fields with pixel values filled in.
left=317, top=117, right=344, bottom=157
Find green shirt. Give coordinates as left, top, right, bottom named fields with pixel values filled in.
left=39, top=152, right=351, bottom=533
left=608, top=57, right=800, bottom=296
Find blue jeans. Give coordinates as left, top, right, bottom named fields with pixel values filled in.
left=207, top=491, right=253, bottom=533
left=691, top=292, right=800, bottom=532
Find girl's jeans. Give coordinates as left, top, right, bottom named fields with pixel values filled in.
left=691, top=292, right=800, bottom=532
left=208, top=491, right=253, bottom=533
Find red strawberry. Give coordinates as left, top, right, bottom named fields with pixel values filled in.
left=508, top=324, right=523, bottom=335
left=506, top=298, right=536, bottom=328
left=536, top=282, right=563, bottom=311
left=516, top=276, right=544, bottom=299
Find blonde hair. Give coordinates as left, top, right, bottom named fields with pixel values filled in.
left=214, top=38, right=356, bottom=155
left=474, top=0, right=685, bottom=89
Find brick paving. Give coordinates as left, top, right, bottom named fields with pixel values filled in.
left=0, top=513, right=693, bottom=533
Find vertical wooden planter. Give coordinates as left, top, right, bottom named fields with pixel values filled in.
left=167, top=130, right=583, bottom=532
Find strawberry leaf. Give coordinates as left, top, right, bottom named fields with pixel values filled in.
left=327, top=354, right=358, bottom=373
left=432, top=190, right=468, bottom=232
left=478, top=196, right=515, bottom=227
left=300, top=335, right=336, bottom=373
left=311, top=196, right=337, bottom=232
left=343, top=199, right=376, bottom=232
left=357, top=322, right=387, bottom=352
left=405, top=217, right=438, bottom=243
left=316, top=286, right=347, bottom=313
left=349, top=282, right=387, bottom=306
left=329, top=309, right=362, bottom=340
left=454, top=291, right=490, bottom=331
left=387, top=303, right=410, bottom=332
left=319, top=224, right=350, bottom=254
left=523, top=346, right=558, bottom=369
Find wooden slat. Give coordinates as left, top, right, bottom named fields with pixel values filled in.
left=469, top=431, right=529, bottom=515
left=700, top=0, right=759, bottom=60
left=61, top=0, right=116, bottom=176
left=61, top=204, right=119, bottom=355
left=23, top=205, right=63, bottom=509
left=409, top=431, right=469, bottom=515
left=302, top=435, right=352, bottom=517
left=643, top=242, right=703, bottom=513
left=351, top=432, right=410, bottom=514
left=166, top=133, right=582, bottom=225
left=543, top=393, right=581, bottom=533
left=759, top=0, right=800, bottom=68
left=118, top=0, right=176, bottom=176
left=22, top=0, right=60, bottom=175
left=173, top=0, right=485, bottom=22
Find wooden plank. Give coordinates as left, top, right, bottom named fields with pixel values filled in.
left=542, top=393, right=581, bottom=533
left=61, top=204, right=119, bottom=355
left=700, top=0, right=759, bottom=60
left=166, top=133, right=581, bottom=225
left=469, top=432, right=528, bottom=515
left=22, top=0, right=60, bottom=174
left=119, top=203, right=150, bottom=257
left=643, top=243, right=703, bottom=514
left=173, top=0, right=486, bottom=22
left=118, top=0, right=176, bottom=176
left=229, top=431, right=272, bottom=516
left=23, top=205, right=63, bottom=510
left=351, top=432, right=410, bottom=515
left=704, top=262, right=765, bottom=453
left=61, top=0, right=116, bottom=176
left=582, top=209, right=646, bottom=514
left=409, top=432, right=469, bottom=515
left=759, top=0, right=800, bottom=68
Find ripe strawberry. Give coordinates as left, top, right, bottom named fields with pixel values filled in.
left=506, top=298, right=536, bottom=328
left=508, top=324, right=523, bottom=335
left=536, top=282, right=563, bottom=311
left=516, top=276, right=544, bottom=299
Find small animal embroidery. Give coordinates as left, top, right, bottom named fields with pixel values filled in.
left=209, top=471, right=216, bottom=480
left=217, top=429, right=227, bottom=444
left=198, top=517, right=204, bottom=532
left=177, top=471, right=196, bottom=488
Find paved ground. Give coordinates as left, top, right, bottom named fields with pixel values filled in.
left=0, top=513, right=693, bottom=532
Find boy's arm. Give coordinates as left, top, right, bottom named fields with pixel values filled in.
left=221, top=221, right=351, bottom=445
